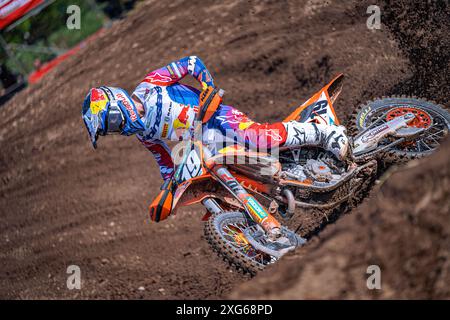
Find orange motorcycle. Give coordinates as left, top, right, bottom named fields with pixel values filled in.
left=149, top=75, right=449, bottom=274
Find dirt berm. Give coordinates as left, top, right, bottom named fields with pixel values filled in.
left=0, top=0, right=448, bottom=299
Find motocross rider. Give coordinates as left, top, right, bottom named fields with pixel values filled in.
left=82, top=56, right=349, bottom=223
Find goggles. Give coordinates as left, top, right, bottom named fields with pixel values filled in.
left=98, top=86, right=124, bottom=135
left=99, top=100, right=124, bottom=135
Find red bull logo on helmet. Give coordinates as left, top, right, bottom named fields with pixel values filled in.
left=89, top=88, right=108, bottom=115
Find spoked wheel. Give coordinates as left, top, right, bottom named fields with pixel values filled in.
left=204, top=211, right=276, bottom=275
left=350, top=96, right=449, bottom=161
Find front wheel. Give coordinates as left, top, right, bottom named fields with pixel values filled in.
left=204, top=211, right=276, bottom=275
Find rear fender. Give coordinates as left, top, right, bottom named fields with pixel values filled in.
left=284, top=74, right=344, bottom=125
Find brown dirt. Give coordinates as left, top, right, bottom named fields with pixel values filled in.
left=0, top=0, right=447, bottom=299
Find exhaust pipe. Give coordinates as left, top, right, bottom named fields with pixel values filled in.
left=280, top=188, right=295, bottom=219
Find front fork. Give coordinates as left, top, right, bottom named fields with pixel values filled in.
left=211, top=165, right=282, bottom=236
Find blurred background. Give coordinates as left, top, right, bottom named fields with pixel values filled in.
left=0, top=0, right=139, bottom=105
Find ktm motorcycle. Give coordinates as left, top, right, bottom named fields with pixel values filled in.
left=149, top=74, right=449, bottom=274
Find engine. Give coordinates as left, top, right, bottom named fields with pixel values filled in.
left=280, top=148, right=347, bottom=184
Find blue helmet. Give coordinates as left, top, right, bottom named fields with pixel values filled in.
left=82, top=86, right=145, bottom=148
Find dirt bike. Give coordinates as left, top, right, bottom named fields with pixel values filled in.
left=149, top=74, right=449, bottom=274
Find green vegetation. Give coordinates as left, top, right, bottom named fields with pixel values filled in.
left=1, top=0, right=107, bottom=76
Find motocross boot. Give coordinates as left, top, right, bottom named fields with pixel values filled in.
left=282, top=121, right=349, bottom=160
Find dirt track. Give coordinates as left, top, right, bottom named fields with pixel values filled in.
left=0, top=0, right=448, bottom=299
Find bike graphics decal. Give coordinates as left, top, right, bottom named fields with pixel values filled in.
left=173, top=181, right=190, bottom=202
left=361, top=123, right=389, bottom=143
left=220, top=172, right=243, bottom=194
left=300, top=92, right=337, bottom=126
left=358, top=106, right=372, bottom=128
left=244, top=196, right=268, bottom=220
left=179, top=149, right=202, bottom=182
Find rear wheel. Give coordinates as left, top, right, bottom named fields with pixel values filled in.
left=349, top=96, right=449, bottom=161
left=204, top=211, right=275, bottom=275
